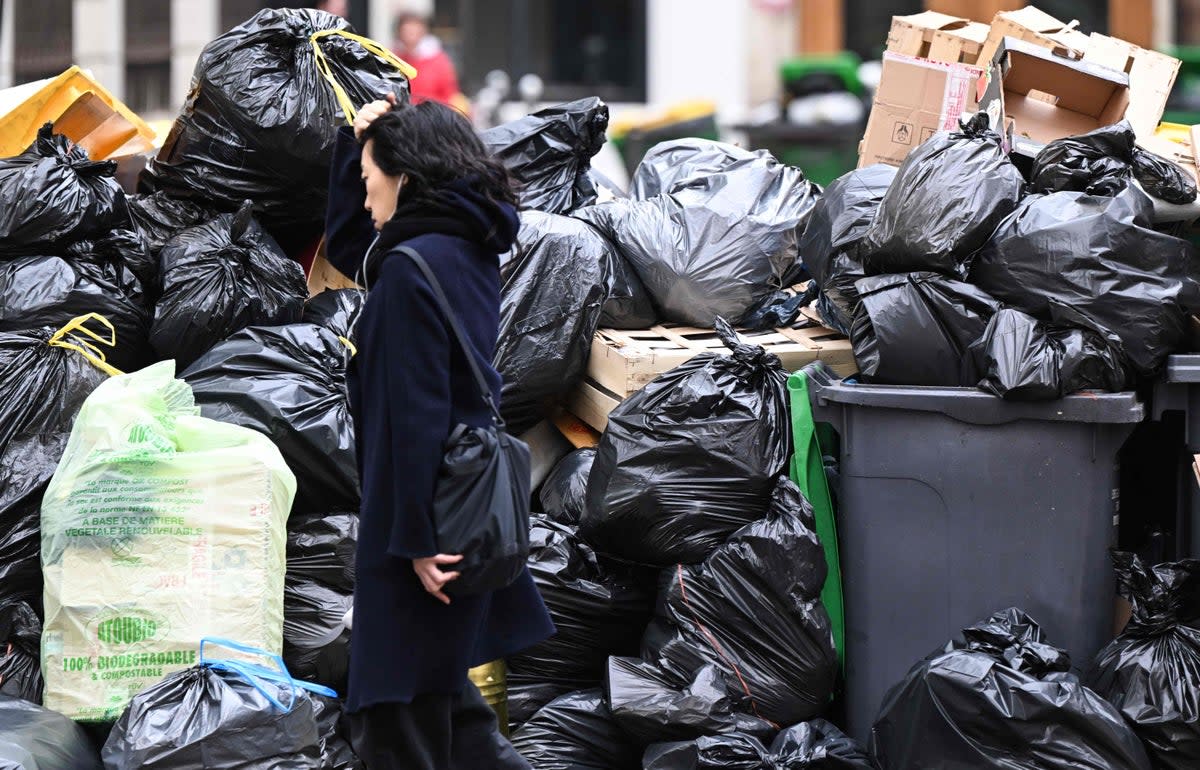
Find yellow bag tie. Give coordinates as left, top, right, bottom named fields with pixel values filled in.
left=338, top=336, right=358, bottom=357
left=47, top=313, right=124, bottom=377
left=310, top=29, right=418, bottom=125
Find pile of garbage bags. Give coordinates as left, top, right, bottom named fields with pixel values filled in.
left=506, top=516, right=652, bottom=723
left=482, top=97, right=610, bottom=215
left=803, top=117, right=1200, bottom=398
left=182, top=288, right=362, bottom=513
left=870, top=608, right=1152, bottom=769
left=101, top=640, right=359, bottom=770
left=582, top=319, right=791, bottom=565
left=142, top=8, right=411, bottom=236
left=1087, top=552, right=1200, bottom=768
left=576, top=139, right=820, bottom=328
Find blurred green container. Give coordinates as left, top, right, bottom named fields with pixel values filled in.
left=781, top=52, right=864, bottom=98
left=740, top=123, right=862, bottom=186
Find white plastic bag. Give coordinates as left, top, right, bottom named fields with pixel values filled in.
left=40, top=361, right=296, bottom=721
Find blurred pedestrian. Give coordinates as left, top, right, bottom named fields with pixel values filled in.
left=315, top=0, right=349, bottom=17
left=394, top=12, right=467, bottom=110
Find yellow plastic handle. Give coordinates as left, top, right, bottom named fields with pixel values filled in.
left=310, top=29, right=418, bottom=125
left=337, top=335, right=358, bottom=357
left=47, top=313, right=124, bottom=377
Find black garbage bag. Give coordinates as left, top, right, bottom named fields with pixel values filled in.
left=507, top=517, right=652, bottom=718
left=508, top=682, right=577, bottom=730
left=970, top=308, right=1128, bottom=400
left=311, top=696, right=363, bottom=770
left=1087, top=552, right=1200, bottom=769
left=510, top=689, right=641, bottom=770
left=630, top=139, right=760, bottom=200
left=142, top=8, right=410, bottom=234
left=482, top=98, right=609, bottom=215
left=582, top=319, right=790, bottom=566
left=67, top=227, right=158, bottom=299
left=302, top=289, right=365, bottom=341
left=1134, top=146, right=1198, bottom=204
left=860, top=114, right=1023, bottom=277
left=644, top=719, right=878, bottom=770
left=0, top=694, right=100, bottom=770
left=606, top=658, right=775, bottom=746
left=152, top=202, right=308, bottom=370
left=102, top=657, right=329, bottom=769
left=284, top=576, right=352, bottom=693
left=0, top=255, right=151, bottom=372
left=799, top=165, right=897, bottom=336
left=642, top=477, right=836, bottom=726
left=182, top=320, right=357, bottom=514
left=539, top=448, right=595, bottom=525
left=286, top=512, right=358, bottom=593
left=870, top=607, right=1153, bottom=770
left=970, top=185, right=1200, bottom=376
left=851, top=272, right=1001, bottom=386
left=0, top=326, right=109, bottom=611
left=1028, top=121, right=1139, bottom=197
left=0, top=124, right=127, bottom=256
left=575, top=145, right=821, bottom=328
left=127, top=191, right=220, bottom=259
left=599, top=247, right=658, bottom=329
left=1026, top=120, right=1197, bottom=205
left=495, top=211, right=613, bottom=434
left=0, top=601, right=41, bottom=704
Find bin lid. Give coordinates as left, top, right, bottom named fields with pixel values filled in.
left=803, top=365, right=1144, bottom=426
left=1165, top=355, right=1200, bottom=383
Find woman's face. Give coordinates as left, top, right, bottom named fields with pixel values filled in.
left=361, top=139, right=403, bottom=230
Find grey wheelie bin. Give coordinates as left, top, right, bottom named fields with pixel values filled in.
left=802, top=363, right=1144, bottom=741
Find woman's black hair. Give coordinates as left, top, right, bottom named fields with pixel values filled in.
left=359, top=101, right=518, bottom=211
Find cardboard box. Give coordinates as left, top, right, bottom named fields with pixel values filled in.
left=1084, top=33, right=1181, bottom=140
left=859, top=52, right=985, bottom=168
left=976, top=6, right=1091, bottom=69
left=980, top=36, right=1130, bottom=154
left=886, top=11, right=990, bottom=66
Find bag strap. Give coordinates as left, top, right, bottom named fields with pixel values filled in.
left=398, top=246, right=505, bottom=427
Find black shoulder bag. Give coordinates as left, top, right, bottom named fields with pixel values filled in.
left=400, top=247, right=531, bottom=596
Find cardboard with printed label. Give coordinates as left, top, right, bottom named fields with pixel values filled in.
left=978, top=36, right=1130, bottom=160
left=886, top=11, right=990, bottom=66
left=858, top=52, right=985, bottom=168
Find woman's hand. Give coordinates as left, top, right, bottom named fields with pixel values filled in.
left=353, top=92, right=398, bottom=140
left=413, top=554, right=463, bottom=605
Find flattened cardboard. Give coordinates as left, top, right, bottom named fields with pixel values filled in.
left=859, top=52, right=984, bottom=168
left=887, top=11, right=989, bottom=65
left=1084, top=33, right=1180, bottom=140
left=981, top=36, right=1130, bottom=149
left=977, top=6, right=1090, bottom=69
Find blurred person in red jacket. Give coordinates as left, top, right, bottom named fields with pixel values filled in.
left=395, top=12, right=468, bottom=111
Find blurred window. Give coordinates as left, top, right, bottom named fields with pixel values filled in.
left=439, top=0, right=648, bottom=102
left=125, top=0, right=172, bottom=113
left=13, top=0, right=74, bottom=84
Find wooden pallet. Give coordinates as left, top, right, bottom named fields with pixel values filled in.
left=569, top=322, right=858, bottom=432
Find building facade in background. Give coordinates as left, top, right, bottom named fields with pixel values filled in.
left=3, top=1, right=1200, bottom=124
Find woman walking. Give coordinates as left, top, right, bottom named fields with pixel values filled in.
left=324, top=94, right=553, bottom=769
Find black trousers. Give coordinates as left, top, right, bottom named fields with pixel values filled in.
left=347, top=684, right=530, bottom=770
